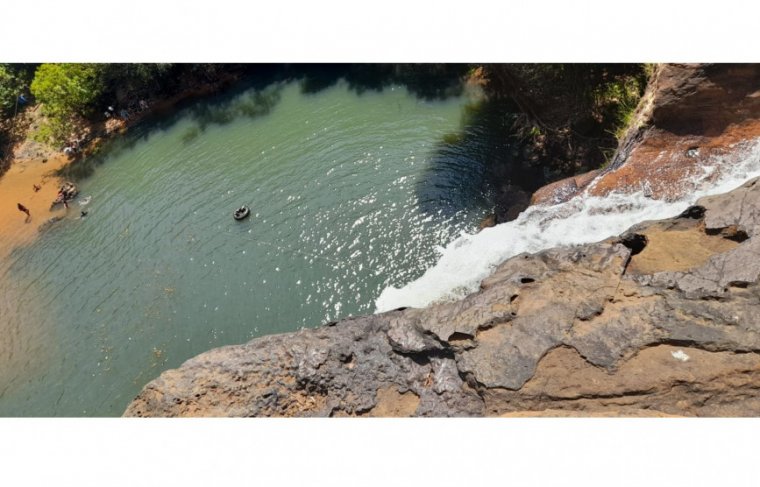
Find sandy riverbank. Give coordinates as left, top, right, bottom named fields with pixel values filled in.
left=0, top=71, right=246, bottom=264
left=0, top=154, right=71, bottom=384
left=0, top=154, right=70, bottom=263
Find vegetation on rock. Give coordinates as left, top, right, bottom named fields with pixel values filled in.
left=19, top=63, right=240, bottom=146
left=483, top=63, right=652, bottom=174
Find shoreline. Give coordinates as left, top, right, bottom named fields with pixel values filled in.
left=0, top=71, right=251, bottom=398
left=0, top=153, right=71, bottom=382
left=0, top=71, right=247, bottom=263
left=0, top=154, right=71, bottom=262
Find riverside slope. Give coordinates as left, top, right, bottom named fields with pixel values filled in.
left=125, top=176, right=760, bottom=417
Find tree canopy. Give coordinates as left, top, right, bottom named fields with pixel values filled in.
left=30, top=64, right=104, bottom=119
left=0, top=64, right=32, bottom=117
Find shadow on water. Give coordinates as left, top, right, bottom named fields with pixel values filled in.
left=56, top=70, right=287, bottom=181
left=56, top=64, right=472, bottom=182
left=295, top=64, right=471, bottom=101
left=181, top=84, right=285, bottom=140
left=415, top=95, right=552, bottom=222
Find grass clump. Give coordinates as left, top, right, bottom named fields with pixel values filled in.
left=593, top=68, right=651, bottom=142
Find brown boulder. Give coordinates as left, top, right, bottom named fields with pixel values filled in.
left=530, top=170, right=600, bottom=205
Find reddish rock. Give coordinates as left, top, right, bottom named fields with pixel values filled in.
left=531, top=64, right=760, bottom=204
left=593, top=64, right=760, bottom=200
left=530, top=170, right=600, bottom=205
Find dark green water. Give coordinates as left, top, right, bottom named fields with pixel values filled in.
left=0, top=79, right=495, bottom=415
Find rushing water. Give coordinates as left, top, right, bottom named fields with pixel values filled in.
left=0, top=79, right=495, bottom=416
left=377, top=139, right=760, bottom=311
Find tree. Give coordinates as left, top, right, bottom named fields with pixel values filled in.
left=31, top=63, right=104, bottom=118
left=29, top=63, right=105, bottom=143
left=99, top=63, right=173, bottom=101
left=0, top=64, right=28, bottom=117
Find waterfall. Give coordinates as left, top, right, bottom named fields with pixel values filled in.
left=375, top=139, right=760, bottom=312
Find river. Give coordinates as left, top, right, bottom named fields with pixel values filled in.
left=0, top=76, right=496, bottom=416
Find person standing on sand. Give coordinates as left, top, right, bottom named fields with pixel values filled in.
left=17, top=203, right=31, bottom=221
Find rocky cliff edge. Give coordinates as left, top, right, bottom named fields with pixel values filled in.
left=125, top=176, right=760, bottom=417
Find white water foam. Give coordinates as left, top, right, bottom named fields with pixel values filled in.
left=375, top=139, right=760, bottom=312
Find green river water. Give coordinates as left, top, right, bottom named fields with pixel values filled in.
left=0, top=78, right=497, bottom=416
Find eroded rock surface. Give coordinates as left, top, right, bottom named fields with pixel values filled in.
left=532, top=64, right=760, bottom=205
left=125, top=177, right=760, bottom=417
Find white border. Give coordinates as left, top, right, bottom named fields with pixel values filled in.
left=2, top=418, right=759, bottom=486
left=2, top=0, right=760, bottom=61
left=4, top=0, right=760, bottom=485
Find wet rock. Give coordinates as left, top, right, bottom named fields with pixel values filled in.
left=478, top=213, right=496, bottom=230
left=493, top=185, right=531, bottom=223
left=530, top=170, right=600, bottom=206
left=531, top=64, right=760, bottom=205
left=592, top=64, right=760, bottom=200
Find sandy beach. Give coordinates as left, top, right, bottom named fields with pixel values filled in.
left=0, top=154, right=72, bottom=384
left=0, top=154, right=70, bottom=263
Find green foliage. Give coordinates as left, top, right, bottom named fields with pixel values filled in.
left=643, top=63, right=658, bottom=79
left=24, top=63, right=226, bottom=145
left=31, top=63, right=104, bottom=118
left=0, top=66, right=22, bottom=117
left=99, top=63, right=173, bottom=99
left=483, top=63, right=653, bottom=174
left=593, top=73, right=648, bottom=141
left=0, top=64, right=34, bottom=117
left=31, top=122, right=55, bottom=144
left=599, top=148, right=615, bottom=170
left=30, top=63, right=105, bottom=143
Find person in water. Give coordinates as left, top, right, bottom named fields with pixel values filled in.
left=57, top=191, right=69, bottom=209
